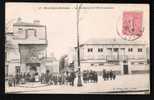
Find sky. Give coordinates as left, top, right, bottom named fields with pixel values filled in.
left=5, top=3, right=149, bottom=60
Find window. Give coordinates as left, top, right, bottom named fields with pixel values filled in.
left=18, top=28, right=23, bottom=31
left=26, top=29, right=37, bottom=39
left=91, top=64, right=94, bottom=66
left=138, top=48, right=142, bottom=52
left=131, top=62, right=135, bottom=65
left=113, top=48, right=119, bottom=52
left=18, top=28, right=23, bottom=34
left=98, top=48, right=103, bottom=52
left=120, top=48, right=125, bottom=50
left=138, top=61, right=144, bottom=64
left=107, top=61, right=119, bottom=65
left=88, top=48, right=93, bottom=52
left=128, top=48, right=133, bottom=52
left=16, top=66, right=20, bottom=75
left=99, top=63, right=104, bottom=66
left=107, top=48, right=112, bottom=51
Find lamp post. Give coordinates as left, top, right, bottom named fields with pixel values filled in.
left=76, top=3, right=83, bottom=87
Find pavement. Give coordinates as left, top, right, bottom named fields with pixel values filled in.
left=5, top=74, right=150, bottom=94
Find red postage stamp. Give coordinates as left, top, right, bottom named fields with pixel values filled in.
left=118, top=11, right=144, bottom=41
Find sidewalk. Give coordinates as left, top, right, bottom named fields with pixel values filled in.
left=5, top=74, right=150, bottom=94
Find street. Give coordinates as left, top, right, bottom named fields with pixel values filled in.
left=5, top=74, right=150, bottom=94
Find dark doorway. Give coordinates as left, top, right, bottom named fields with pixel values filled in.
left=123, top=65, right=129, bottom=74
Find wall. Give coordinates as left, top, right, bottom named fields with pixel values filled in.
left=80, top=44, right=146, bottom=61
left=13, top=26, right=46, bottom=40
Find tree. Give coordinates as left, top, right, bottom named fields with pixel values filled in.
left=59, top=55, right=67, bottom=73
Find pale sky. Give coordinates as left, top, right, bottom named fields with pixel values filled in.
left=5, top=3, right=149, bottom=60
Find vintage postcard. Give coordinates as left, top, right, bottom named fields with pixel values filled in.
left=5, top=3, right=150, bottom=94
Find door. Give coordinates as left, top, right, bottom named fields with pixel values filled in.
left=123, top=64, right=129, bottom=74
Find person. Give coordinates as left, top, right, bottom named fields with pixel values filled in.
left=102, top=69, right=106, bottom=81
left=21, top=74, right=25, bottom=84
left=13, top=76, right=16, bottom=87
left=109, top=70, right=113, bottom=80
left=61, top=72, right=65, bottom=85
left=15, top=74, right=20, bottom=85
left=26, top=73, right=31, bottom=82
left=89, top=70, right=93, bottom=83
left=8, top=77, right=13, bottom=87
left=70, top=72, right=76, bottom=86
left=113, top=72, right=116, bottom=80
left=58, top=74, right=62, bottom=85
left=106, top=71, right=109, bottom=81
left=48, top=73, right=53, bottom=85
left=94, top=71, right=98, bottom=83
left=53, top=74, right=58, bottom=85
left=35, top=73, right=39, bottom=82
left=83, top=70, right=87, bottom=83
left=66, top=72, right=70, bottom=85
left=64, top=72, right=68, bottom=85
left=40, top=73, right=43, bottom=84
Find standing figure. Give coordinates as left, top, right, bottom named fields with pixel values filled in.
left=106, top=71, right=109, bottom=81
left=109, top=70, right=113, bottom=80
left=102, top=70, right=106, bottom=81
left=70, top=72, right=76, bottom=86
left=113, top=72, right=116, bottom=80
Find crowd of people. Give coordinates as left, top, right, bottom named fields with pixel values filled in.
left=40, top=71, right=76, bottom=86
left=7, top=71, right=77, bottom=87
left=102, top=70, right=116, bottom=81
left=82, top=70, right=98, bottom=83
left=7, top=69, right=117, bottom=87
left=8, top=73, right=27, bottom=87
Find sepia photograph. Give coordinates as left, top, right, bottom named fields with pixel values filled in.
left=5, top=3, right=150, bottom=94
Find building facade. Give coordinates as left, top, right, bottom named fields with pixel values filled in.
left=5, top=18, right=48, bottom=79
left=74, top=38, right=149, bottom=75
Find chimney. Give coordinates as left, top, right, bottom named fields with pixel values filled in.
left=33, top=20, right=40, bottom=25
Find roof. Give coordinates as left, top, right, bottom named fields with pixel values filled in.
left=81, top=38, right=146, bottom=45
left=13, top=22, right=45, bottom=27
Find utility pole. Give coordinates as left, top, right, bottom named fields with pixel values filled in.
left=76, top=3, right=83, bottom=87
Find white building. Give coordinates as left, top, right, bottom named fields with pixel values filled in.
left=5, top=18, right=48, bottom=79
left=74, top=38, right=149, bottom=75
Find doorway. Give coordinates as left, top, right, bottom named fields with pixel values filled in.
left=123, top=64, right=129, bottom=74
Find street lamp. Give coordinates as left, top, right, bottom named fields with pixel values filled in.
left=76, top=3, right=83, bottom=87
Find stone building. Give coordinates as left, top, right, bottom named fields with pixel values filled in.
left=5, top=18, right=48, bottom=79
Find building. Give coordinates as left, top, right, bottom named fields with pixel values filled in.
left=5, top=18, right=48, bottom=79
left=74, top=38, right=149, bottom=75
left=45, top=57, right=59, bottom=74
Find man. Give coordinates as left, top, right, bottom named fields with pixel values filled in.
left=113, top=72, right=116, bottom=80
left=70, top=72, right=76, bottom=86
left=58, top=74, right=62, bottom=85
left=109, top=70, right=113, bottom=80
left=102, top=69, right=106, bottom=81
